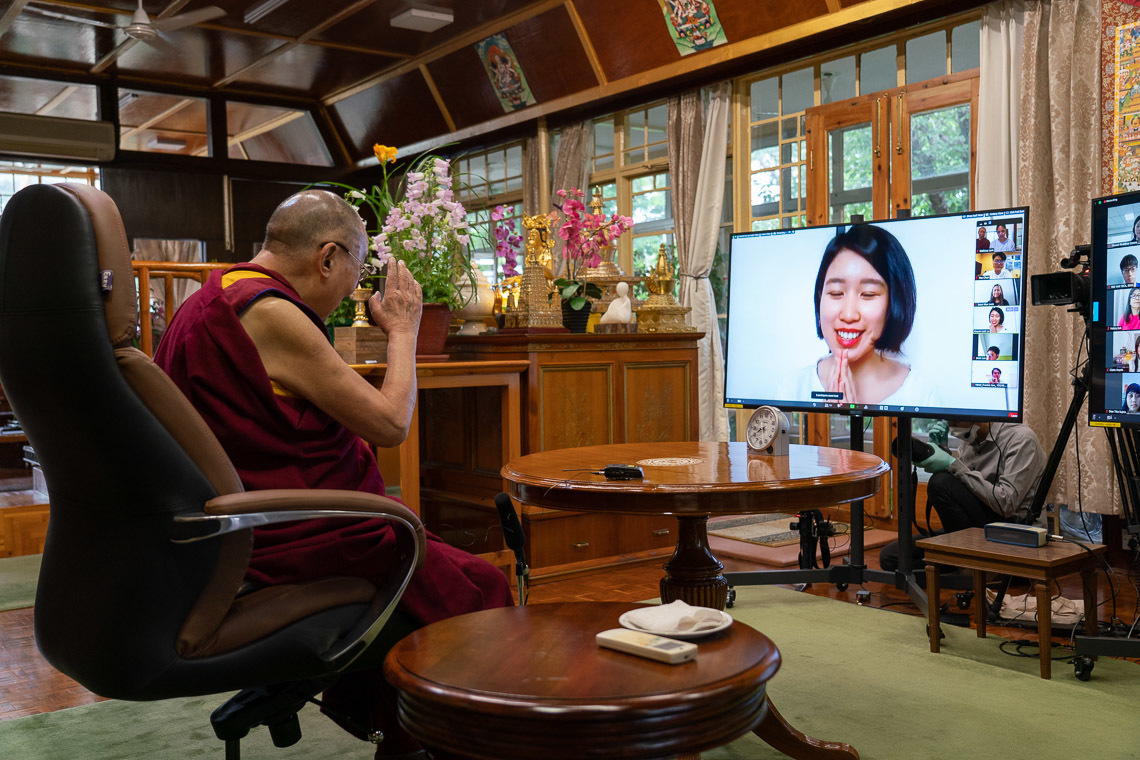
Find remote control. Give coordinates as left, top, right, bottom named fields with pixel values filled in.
left=595, top=628, right=697, bottom=664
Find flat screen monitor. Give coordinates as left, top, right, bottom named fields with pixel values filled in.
left=1089, top=189, right=1140, bottom=425
left=723, top=208, right=1029, bottom=420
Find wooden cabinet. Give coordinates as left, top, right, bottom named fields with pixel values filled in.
left=419, top=332, right=701, bottom=579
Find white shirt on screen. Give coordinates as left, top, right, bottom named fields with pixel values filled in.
left=775, top=358, right=940, bottom=408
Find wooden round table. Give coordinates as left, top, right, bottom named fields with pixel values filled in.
left=502, top=441, right=888, bottom=609
left=383, top=601, right=857, bottom=760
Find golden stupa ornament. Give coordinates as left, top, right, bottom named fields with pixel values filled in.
left=503, top=213, right=565, bottom=331
left=634, top=243, right=695, bottom=333
left=580, top=187, right=643, bottom=315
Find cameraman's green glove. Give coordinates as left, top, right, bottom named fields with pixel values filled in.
left=927, top=420, right=949, bottom=448
left=918, top=446, right=954, bottom=474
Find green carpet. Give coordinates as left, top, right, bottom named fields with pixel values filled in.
left=0, top=586, right=1137, bottom=759
left=0, top=553, right=40, bottom=611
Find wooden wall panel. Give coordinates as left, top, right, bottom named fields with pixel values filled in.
left=714, top=0, right=832, bottom=39
left=472, top=386, right=505, bottom=478
left=330, top=70, right=450, bottom=161
left=421, top=387, right=467, bottom=468
left=102, top=167, right=225, bottom=251
left=538, top=364, right=612, bottom=450
left=572, top=0, right=682, bottom=82
left=623, top=362, right=690, bottom=442
left=230, top=177, right=310, bottom=260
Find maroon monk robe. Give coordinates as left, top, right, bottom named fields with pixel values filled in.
left=155, top=264, right=513, bottom=752
left=156, top=263, right=512, bottom=621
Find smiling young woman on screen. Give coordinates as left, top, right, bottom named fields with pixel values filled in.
left=778, top=225, right=933, bottom=406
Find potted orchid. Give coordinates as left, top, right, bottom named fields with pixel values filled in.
left=548, top=187, right=634, bottom=314
left=331, top=144, right=477, bottom=355
left=492, top=205, right=522, bottom=279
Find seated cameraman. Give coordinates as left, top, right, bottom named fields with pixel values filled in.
left=880, top=420, right=1046, bottom=571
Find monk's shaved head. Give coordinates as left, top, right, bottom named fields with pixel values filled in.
left=264, top=190, right=366, bottom=258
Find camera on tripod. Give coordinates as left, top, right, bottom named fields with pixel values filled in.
left=1030, top=245, right=1090, bottom=309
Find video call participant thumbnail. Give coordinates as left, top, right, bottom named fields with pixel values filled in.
left=1122, top=253, right=1138, bottom=285
left=1124, top=382, right=1140, bottom=413
left=982, top=252, right=1012, bottom=279
left=1119, top=285, right=1140, bottom=329
left=992, top=224, right=1016, bottom=252
left=976, top=226, right=990, bottom=251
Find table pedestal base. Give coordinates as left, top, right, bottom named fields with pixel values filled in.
left=660, top=515, right=728, bottom=609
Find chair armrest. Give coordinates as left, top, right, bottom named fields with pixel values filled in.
left=172, top=489, right=426, bottom=572
left=172, top=489, right=427, bottom=670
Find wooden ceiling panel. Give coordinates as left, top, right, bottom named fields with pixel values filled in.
left=225, top=43, right=397, bottom=97
left=425, top=48, right=502, bottom=131
left=119, top=92, right=207, bottom=131
left=572, top=0, right=679, bottom=82
left=109, top=26, right=286, bottom=87
left=314, top=0, right=543, bottom=56
left=505, top=5, right=597, bottom=100
left=714, top=0, right=832, bottom=39
left=0, top=9, right=121, bottom=70
left=177, top=0, right=357, bottom=39
left=0, top=75, right=98, bottom=120
left=329, top=70, right=450, bottom=162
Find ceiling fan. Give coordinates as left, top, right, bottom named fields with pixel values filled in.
left=23, top=1, right=224, bottom=43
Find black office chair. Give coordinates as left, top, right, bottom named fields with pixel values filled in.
left=0, top=183, right=426, bottom=758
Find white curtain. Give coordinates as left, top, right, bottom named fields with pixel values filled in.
left=682, top=82, right=730, bottom=442
left=976, top=0, right=1026, bottom=208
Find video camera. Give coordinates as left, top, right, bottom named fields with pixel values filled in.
left=1030, top=244, right=1090, bottom=309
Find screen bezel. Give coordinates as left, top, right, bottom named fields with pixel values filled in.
left=722, top=207, right=1030, bottom=422
left=1089, top=188, right=1140, bottom=427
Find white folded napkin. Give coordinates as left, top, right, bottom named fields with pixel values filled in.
left=624, top=600, right=726, bottom=633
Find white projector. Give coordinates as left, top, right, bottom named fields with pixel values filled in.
left=984, top=522, right=1047, bottom=548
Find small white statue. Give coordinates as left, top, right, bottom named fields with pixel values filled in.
left=600, top=282, right=633, bottom=324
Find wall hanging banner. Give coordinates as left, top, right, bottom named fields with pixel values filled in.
left=658, top=0, right=727, bottom=55
left=1115, top=20, right=1140, bottom=191
left=475, top=33, right=536, bottom=112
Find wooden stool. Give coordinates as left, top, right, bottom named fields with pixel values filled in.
left=384, top=601, right=859, bottom=759
left=916, top=528, right=1105, bottom=679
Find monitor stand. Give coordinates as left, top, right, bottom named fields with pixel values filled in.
left=724, top=414, right=930, bottom=615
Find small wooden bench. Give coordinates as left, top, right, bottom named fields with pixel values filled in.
left=916, top=527, right=1106, bottom=679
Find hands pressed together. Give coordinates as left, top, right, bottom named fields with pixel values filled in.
left=824, top=349, right=858, bottom=403
left=368, top=260, right=422, bottom=337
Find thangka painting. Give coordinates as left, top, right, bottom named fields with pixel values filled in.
left=657, top=0, right=727, bottom=56
left=1115, top=20, right=1140, bottom=192
left=475, top=33, right=535, bottom=113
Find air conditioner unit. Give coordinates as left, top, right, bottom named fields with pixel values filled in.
left=0, top=112, right=115, bottom=162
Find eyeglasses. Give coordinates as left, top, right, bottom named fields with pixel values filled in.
left=326, top=241, right=368, bottom=285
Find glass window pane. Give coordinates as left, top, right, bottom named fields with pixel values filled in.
left=226, top=103, right=331, bottom=167
left=952, top=20, right=981, bottom=73
left=506, top=144, right=522, bottom=178
left=627, top=111, right=646, bottom=147
left=906, top=30, right=947, bottom=85
left=120, top=89, right=209, bottom=156
left=593, top=119, right=614, bottom=157
left=750, top=77, right=778, bottom=122
left=781, top=117, right=799, bottom=141
left=828, top=122, right=873, bottom=224
left=486, top=150, right=505, bottom=183
left=0, top=75, right=98, bottom=121
left=821, top=56, right=855, bottom=103
left=647, top=141, right=668, bottom=160
left=860, top=45, right=897, bottom=94
left=781, top=67, right=814, bottom=114
left=750, top=169, right=779, bottom=215
left=594, top=154, right=614, bottom=171
left=633, top=191, right=667, bottom=223
left=751, top=122, right=779, bottom=169
left=910, top=103, right=971, bottom=216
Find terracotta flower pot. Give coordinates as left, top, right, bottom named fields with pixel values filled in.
left=416, top=302, right=452, bottom=359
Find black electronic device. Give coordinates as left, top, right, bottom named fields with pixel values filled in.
left=723, top=207, right=1029, bottom=421
left=601, top=464, right=643, bottom=480
left=889, top=435, right=936, bottom=464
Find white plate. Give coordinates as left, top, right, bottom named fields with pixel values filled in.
left=618, top=609, right=734, bottom=640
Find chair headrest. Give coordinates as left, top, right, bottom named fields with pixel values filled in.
left=54, top=184, right=138, bottom=348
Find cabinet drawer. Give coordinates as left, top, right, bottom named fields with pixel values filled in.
left=615, top=514, right=676, bottom=554
left=525, top=512, right=620, bottom=568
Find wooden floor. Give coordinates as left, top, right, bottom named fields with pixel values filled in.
left=0, top=542, right=1136, bottom=722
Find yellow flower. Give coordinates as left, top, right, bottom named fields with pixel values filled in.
left=373, top=144, right=398, bottom=164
